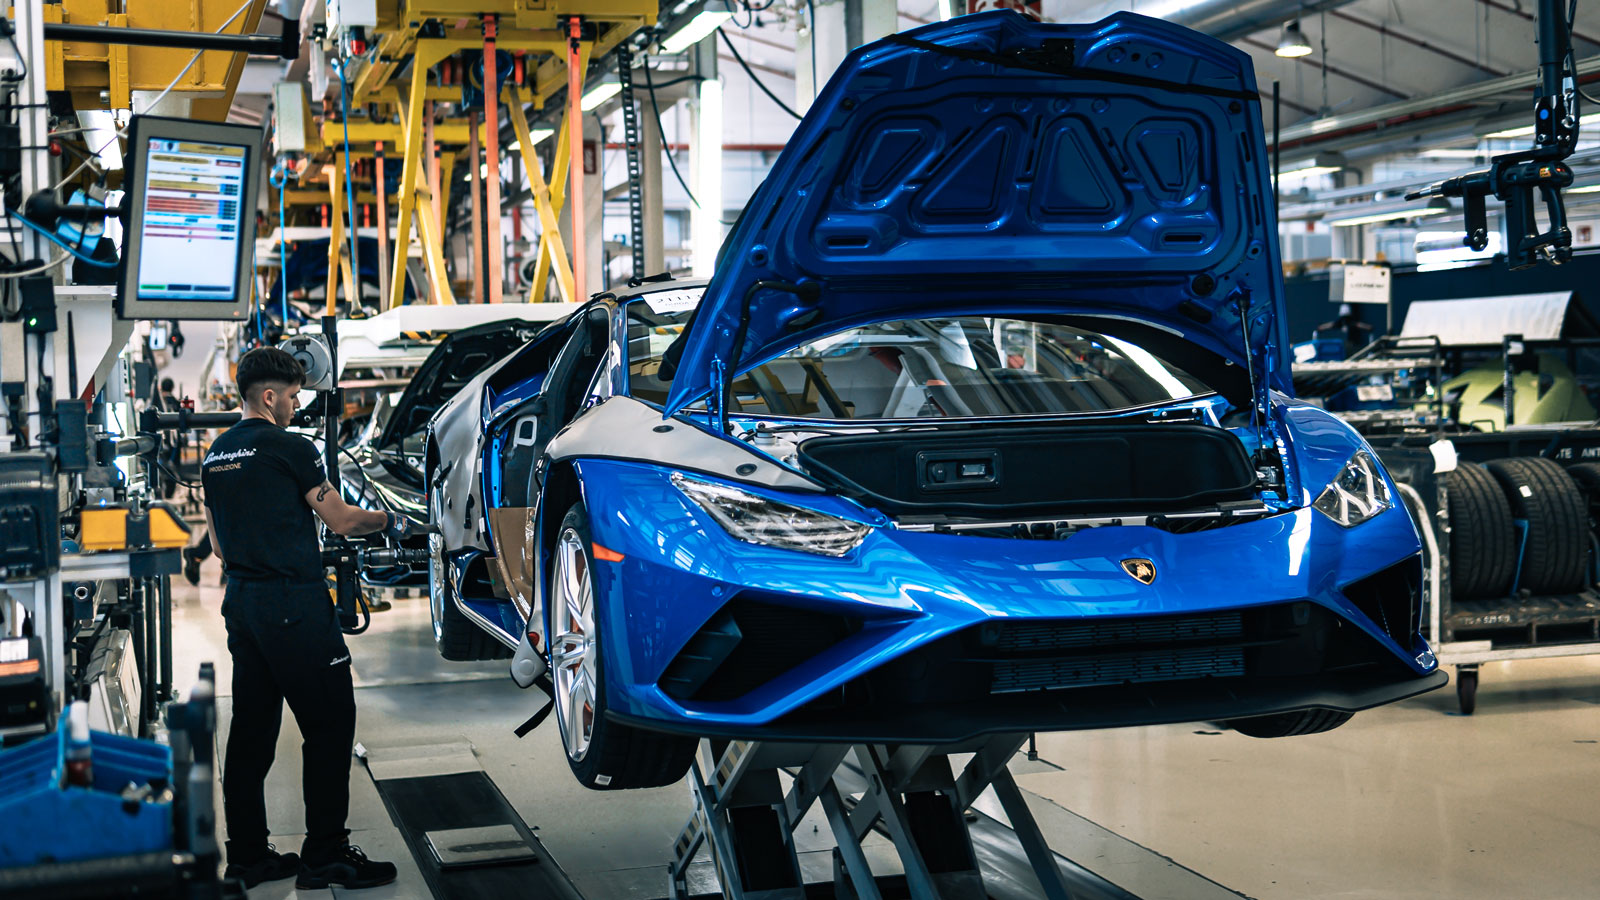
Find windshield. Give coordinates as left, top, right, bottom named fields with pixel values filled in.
left=629, top=312, right=1210, bottom=419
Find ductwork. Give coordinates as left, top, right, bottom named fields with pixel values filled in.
left=1073, top=0, right=1360, bottom=44
left=1274, top=55, right=1600, bottom=149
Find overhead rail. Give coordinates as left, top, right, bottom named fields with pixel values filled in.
left=43, top=20, right=298, bottom=59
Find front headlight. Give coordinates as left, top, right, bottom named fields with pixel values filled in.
left=1312, top=449, right=1392, bottom=527
left=672, top=473, right=870, bottom=557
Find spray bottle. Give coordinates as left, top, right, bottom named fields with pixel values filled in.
left=64, top=701, right=92, bottom=787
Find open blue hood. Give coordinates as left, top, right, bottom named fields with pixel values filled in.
left=663, top=10, right=1291, bottom=418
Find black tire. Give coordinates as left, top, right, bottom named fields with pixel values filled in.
left=550, top=503, right=696, bottom=790
left=1483, top=457, right=1589, bottom=595
left=1442, top=462, right=1517, bottom=600
left=1563, top=462, right=1600, bottom=521
left=429, top=477, right=512, bottom=662
left=1224, top=709, right=1353, bottom=738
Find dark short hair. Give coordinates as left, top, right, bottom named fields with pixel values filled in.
left=236, top=347, right=305, bottom=403
left=160, top=377, right=174, bottom=393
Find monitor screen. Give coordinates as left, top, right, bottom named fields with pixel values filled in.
left=118, top=116, right=262, bottom=321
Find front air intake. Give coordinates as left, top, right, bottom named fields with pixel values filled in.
left=659, top=596, right=858, bottom=702
left=1340, top=556, right=1422, bottom=645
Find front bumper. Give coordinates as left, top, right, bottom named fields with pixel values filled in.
left=612, top=667, right=1449, bottom=744
left=573, top=459, right=1442, bottom=740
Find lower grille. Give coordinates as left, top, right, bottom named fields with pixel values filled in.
left=991, top=612, right=1244, bottom=653
left=992, top=646, right=1246, bottom=693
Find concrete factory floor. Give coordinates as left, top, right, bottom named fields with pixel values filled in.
left=167, top=556, right=1600, bottom=900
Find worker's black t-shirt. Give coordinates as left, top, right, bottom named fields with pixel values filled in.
left=201, top=418, right=326, bottom=582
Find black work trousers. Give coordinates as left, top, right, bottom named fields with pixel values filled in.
left=221, top=578, right=356, bottom=863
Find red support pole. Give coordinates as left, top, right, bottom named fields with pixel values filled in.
left=566, top=16, right=586, bottom=302
left=376, top=142, right=391, bottom=310
left=469, top=108, right=484, bottom=303
left=483, top=15, right=504, bottom=302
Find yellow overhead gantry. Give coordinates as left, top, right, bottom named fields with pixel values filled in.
left=35, top=0, right=273, bottom=116
left=324, top=0, right=655, bottom=309
left=32, top=0, right=654, bottom=311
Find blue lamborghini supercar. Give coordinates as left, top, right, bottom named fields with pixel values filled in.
left=424, top=10, right=1445, bottom=790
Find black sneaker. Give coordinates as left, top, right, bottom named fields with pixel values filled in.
left=296, top=843, right=397, bottom=890
left=182, top=547, right=201, bottom=586
left=223, top=846, right=300, bottom=888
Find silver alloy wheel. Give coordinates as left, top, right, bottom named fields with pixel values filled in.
left=551, top=526, right=597, bottom=762
left=428, top=531, right=446, bottom=645
left=427, top=485, right=446, bottom=644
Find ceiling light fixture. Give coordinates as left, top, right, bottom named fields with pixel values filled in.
left=1276, top=20, right=1313, bottom=58
left=1325, top=197, right=1452, bottom=227
left=1276, top=152, right=1347, bottom=180
left=1419, top=149, right=1489, bottom=159
left=579, top=79, right=622, bottom=112
left=1482, top=124, right=1537, bottom=140
left=691, top=78, right=724, bottom=278
left=659, top=0, right=735, bottom=54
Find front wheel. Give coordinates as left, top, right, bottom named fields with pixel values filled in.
left=549, top=503, right=696, bottom=790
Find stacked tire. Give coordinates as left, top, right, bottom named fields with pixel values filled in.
left=1442, top=462, right=1517, bottom=599
left=1445, top=457, right=1590, bottom=599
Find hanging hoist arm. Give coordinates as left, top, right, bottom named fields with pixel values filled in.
left=1406, top=0, right=1578, bottom=269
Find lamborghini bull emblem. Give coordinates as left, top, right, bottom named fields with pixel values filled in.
left=1121, top=558, right=1157, bottom=585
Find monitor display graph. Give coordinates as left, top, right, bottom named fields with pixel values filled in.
left=134, top=139, right=247, bottom=302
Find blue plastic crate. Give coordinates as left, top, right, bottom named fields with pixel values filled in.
left=0, top=726, right=174, bottom=866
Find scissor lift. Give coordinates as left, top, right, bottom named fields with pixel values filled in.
left=668, top=734, right=1077, bottom=900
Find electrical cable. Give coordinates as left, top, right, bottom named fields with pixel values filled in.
left=270, top=163, right=289, bottom=337
left=336, top=441, right=376, bottom=497
left=8, top=210, right=117, bottom=266
left=154, top=458, right=203, bottom=490
left=0, top=254, right=70, bottom=278
left=642, top=55, right=700, bottom=209
left=333, top=58, right=361, bottom=310
left=718, top=28, right=801, bottom=120
left=645, top=73, right=703, bottom=90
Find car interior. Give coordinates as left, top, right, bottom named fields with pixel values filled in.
left=495, top=306, right=611, bottom=508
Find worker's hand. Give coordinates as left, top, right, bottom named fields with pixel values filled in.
left=382, top=512, right=415, bottom=541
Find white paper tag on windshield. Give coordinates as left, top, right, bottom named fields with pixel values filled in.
left=643, top=288, right=702, bottom=314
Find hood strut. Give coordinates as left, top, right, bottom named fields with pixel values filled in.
left=1233, top=290, right=1260, bottom=421
left=715, top=279, right=821, bottom=434
left=1233, top=288, right=1271, bottom=455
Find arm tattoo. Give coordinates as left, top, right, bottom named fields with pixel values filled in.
left=316, top=481, right=332, bottom=502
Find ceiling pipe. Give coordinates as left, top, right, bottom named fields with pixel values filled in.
left=1478, top=0, right=1600, bottom=50
left=1241, top=36, right=1407, bottom=100
left=1072, top=0, right=1361, bottom=43
left=1326, top=10, right=1509, bottom=78
left=1276, top=145, right=1600, bottom=219
left=1271, top=54, right=1600, bottom=150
